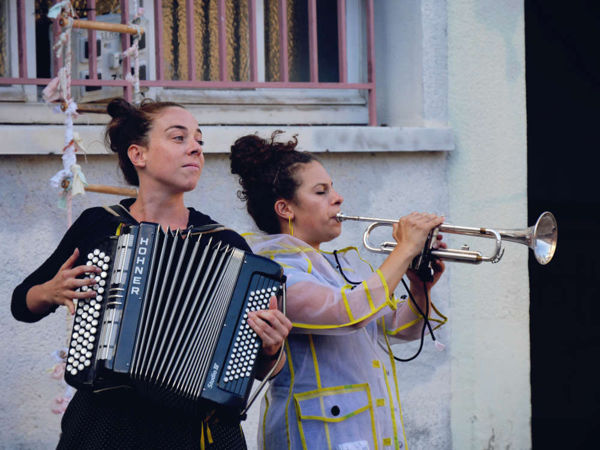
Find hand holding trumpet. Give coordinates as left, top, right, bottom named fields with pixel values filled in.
left=390, top=212, right=445, bottom=259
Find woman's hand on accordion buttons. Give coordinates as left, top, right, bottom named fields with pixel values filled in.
left=248, top=295, right=292, bottom=358
left=27, top=248, right=102, bottom=315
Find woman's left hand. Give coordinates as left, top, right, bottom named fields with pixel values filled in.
left=248, top=296, right=292, bottom=357
left=406, top=235, right=447, bottom=290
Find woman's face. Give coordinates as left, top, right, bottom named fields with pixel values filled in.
left=137, top=106, right=204, bottom=193
left=287, top=161, right=344, bottom=248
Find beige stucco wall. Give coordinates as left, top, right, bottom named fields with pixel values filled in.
left=447, top=0, right=530, bottom=448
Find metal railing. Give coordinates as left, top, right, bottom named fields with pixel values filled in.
left=1, top=0, right=376, bottom=124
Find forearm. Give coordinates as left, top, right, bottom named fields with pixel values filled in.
left=378, top=245, right=415, bottom=292
left=25, top=283, right=55, bottom=315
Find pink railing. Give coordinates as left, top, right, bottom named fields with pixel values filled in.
left=1, top=0, right=376, bottom=125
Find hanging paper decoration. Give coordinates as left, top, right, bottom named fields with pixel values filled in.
left=43, top=1, right=88, bottom=224
left=48, top=348, right=75, bottom=415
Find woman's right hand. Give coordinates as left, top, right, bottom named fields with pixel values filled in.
left=391, top=212, right=445, bottom=258
left=26, top=248, right=101, bottom=315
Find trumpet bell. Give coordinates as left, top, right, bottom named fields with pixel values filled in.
left=531, top=211, right=557, bottom=265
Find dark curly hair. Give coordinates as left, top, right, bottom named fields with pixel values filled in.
left=230, top=131, right=316, bottom=234
left=104, top=97, right=184, bottom=186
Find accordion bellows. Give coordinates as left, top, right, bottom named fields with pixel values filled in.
left=65, top=223, right=285, bottom=413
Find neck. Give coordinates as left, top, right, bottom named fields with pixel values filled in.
left=129, top=189, right=189, bottom=230
left=283, top=230, right=320, bottom=250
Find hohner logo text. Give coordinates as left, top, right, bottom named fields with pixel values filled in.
left=130, top=236, right=149, bottom=296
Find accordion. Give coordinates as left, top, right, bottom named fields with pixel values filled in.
left=64, top=222, right=285, bottom=413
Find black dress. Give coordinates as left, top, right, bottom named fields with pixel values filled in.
left=11, top=198, right=251, bottom=449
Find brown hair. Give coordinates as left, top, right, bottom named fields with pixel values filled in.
left=230, top=131, right=316, bottom=234
left=104, top=97, right=185, bottom=186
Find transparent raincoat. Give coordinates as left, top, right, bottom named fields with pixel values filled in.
left=246, top=234, right=446, bottom=450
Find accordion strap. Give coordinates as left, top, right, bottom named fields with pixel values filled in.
left=104, top=204, right=231, bottom=234
left=103, top=204, right=137, bottom=225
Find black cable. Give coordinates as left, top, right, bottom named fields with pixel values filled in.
left=387, top=279, right=431, bottom=362
left=333, top=250, right=362, bottom=286
left=333, top=249, right=439, bottom=362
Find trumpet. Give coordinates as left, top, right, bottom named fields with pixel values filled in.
left=335, top=212, right=558, bottom=267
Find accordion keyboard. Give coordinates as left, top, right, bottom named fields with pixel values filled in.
left=221, top=284, right=280, bottom=389
left=66, top=249, right=111, bottom=377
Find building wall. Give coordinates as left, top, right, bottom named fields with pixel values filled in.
left=447, top=0, right=530, bottom=448
left=0, top=1, right=529, bottom=449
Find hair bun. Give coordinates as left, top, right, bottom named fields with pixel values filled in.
left=106, top=97, right=136, bottom=120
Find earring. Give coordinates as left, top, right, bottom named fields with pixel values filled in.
left=288, top=216, right=294, bottom=236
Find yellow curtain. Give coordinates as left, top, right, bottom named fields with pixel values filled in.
left=264, top=0, right=307, bottom=82
left=162, top=0, right=249, bottom=81
left=0, top=2, right=7, bottom=77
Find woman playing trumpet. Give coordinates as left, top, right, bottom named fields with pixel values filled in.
left=230, top=132, right=447, bottom=449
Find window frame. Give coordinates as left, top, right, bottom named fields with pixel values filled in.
left=0, top=0, right=375, bottom=126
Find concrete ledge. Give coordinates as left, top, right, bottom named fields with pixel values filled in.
left=0, top=125, right=454, bottom=155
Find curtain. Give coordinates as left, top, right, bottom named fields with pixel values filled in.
left=162, top=0, right=249, bottom=81
left=0, top=2, right=7, bottom=77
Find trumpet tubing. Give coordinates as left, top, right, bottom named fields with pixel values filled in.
left=336, top=212, right=558, bottom=266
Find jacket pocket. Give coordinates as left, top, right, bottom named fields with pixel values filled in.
left=293, top=383, right=377, bottom=450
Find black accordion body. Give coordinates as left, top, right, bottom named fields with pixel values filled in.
left=64, top=222, right=285, bottom=413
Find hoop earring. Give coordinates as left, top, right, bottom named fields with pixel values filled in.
left=288, top=216, right=294, bottom=236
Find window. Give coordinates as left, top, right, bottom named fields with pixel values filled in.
left=1, top=0, right=375, bottom=125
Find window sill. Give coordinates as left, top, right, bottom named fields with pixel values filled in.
left=0, top=125, right=454, bottom=155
